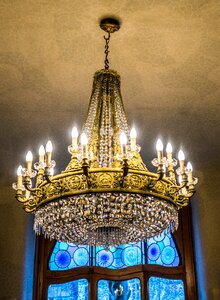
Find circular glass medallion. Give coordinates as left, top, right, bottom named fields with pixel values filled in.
left=148, top=243, right=160, bottom=261
left=73, top=248, right=89, bottom=266
left=122, top=246, right=141, bottom=266
left=96, top=249, right=114, bottom=268
left=55, top=250, right=71, bottom=268
left=161, top=246, right=175, bottom=265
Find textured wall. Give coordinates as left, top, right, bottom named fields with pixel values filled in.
left=0, top=1, right=220, bottom=299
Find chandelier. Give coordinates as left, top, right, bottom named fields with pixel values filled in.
left=13, top=18, right=197, bottom=246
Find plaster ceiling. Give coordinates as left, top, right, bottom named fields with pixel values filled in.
left=1, top=0, right=220, bottom=185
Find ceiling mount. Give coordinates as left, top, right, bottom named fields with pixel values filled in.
left=100, top=17, right=120, bottom=33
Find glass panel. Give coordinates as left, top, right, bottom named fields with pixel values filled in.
left=48, top=278, right=88, bottom=300
left=49, top=242, right=89, bottom=270
left=147, top=231, right=180, bottom=266
left=98, top=278, right=141, bottom=300
left=148, top=277, right=185, bottom=300
left=95, top=241, right=144, bottom=269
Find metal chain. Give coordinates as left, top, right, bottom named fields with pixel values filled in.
left=104, top=32, right=111, bottom=70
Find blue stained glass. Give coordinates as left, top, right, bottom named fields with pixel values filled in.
left=48, top=278, right=88, bottom=300
left=98, top=278, right=141, bottom=300
left=49, top=242, right=89, bottom=271
left=55, top=250, right=71, bottom=268
left=148, top=277, right=185, bottom=300
left=95, top=242, right=144, bottom=269
left=96, top=249, right=114, bottom=267
left=147, top=231, right=180, bottom=267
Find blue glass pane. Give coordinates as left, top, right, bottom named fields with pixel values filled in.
left=98, top=278, right=141, bottom=300
left=49, top=242, right=89, bottom=271
left=147, top=231, right=180, bottom=266
left=95, top=242, right=144, bottom=269
left=48, top=278, right=88, bottom=300
left=148, top=277, right=185, bottom=300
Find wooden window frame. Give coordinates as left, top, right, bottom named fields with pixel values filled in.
left=33, top=206, right=197, bottom=300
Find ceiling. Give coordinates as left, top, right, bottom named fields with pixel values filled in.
left=0, top=0, right=220, bottom=297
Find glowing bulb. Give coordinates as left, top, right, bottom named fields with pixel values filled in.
left=120, top=132, right=127, bottom=145
left=81, top=133, right=88, bottom=145
left=130, top=128, right=137, bottom=139
left=17, top=165, right=22, bottom=176
left=39, top=145, right=45, bottom=156
left=187, top=162, right=193, bottom=172
left=156, top=139, right=163, bottom=152
left=72, top=126, right=78, bottom=138
left=178, top=150, right=185, bottom=161
left=26, top=151, right=33, bottom=162
left=166, top=143, right=173, bottom=153
left=46, top=140, right=53, bottom=153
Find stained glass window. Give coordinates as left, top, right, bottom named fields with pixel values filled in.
left=147, top=231, right=180, bottom=267
left=98, top=278, right=141, bottom=300
left=95, top=241, right=144, bottom=269
left=48, top=278, right=88, bottom=300
left=148, top=277, right=185, bottom=300
left=49, top=242, right=89, bottom=271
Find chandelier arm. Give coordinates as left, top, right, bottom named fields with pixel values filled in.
left=23, top=178, right=38, bottom=192
left=16, top=190, right=29, bottom=203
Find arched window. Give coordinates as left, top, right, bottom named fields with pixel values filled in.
left=33, top=206, right=197, bottom=299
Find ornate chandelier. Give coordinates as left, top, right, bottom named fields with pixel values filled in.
left=13, top=18, right=197, bottom=246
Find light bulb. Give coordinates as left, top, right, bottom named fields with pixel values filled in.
left=130, top=128, right=137, bottom=139
left=178, top=150, right=185, bottom=161
left=26, top=151, right=33, bottom=162
left=17, top=165, right=22, bottom=176
left=166, top=142, right=173, bottom=153
left=156, top=139, right=163, bottom=152
left=72, top=126, right=78, bottom=138
left=81, top=133, right=88, bottom=145
left=46, top=140, right=53, bottom=153
left=39, top=145, right=45, bottom=156
left=187, top=162, right=193, bottom=172
left=120, top=132, right=127, bottom=145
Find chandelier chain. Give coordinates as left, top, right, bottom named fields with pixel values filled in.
left=104, top=32, right=111, bottom=70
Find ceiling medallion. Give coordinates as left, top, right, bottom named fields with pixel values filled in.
left=13, top=18, right=197, bottom=246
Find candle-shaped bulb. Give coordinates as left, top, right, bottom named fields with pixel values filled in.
left=46, top=140, right=53, bottom=153
left=166, top=142, right=173, bottom=154
left=178, top=149, right=185, bottom=174
left=26, top=151, right=33, bottom=162
left=81, top=133, right=88, bottom=159
left=130, top=128, right=137, bottom=151
left=39, top=145, right=45, bottom=156
left=186, top=161, right=193, bottom=184
left=156, top=139, right=163, bottom=152
left=120, top=132, right=127, bottom=145
left=81, top=133, right=88, bottom=145
left=17, top=165, right=22, bottom=176
left=72, top=126, right=79, bottom=150
left=186, top=162, right=193, bottom=171
left=46, top=141, right=53, bottom=167
left=17, top=165, right=23, bottom=190
left=26, top=151, right=33, bottom=174
left=130, top=128, right=137, bottom=139
left=39, top=145, right=45, bottom=163
left=178, top=150, right=185, bottom=161
left=72, top=126, right=78, bottom=138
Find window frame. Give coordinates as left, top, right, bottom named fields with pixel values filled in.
left=33, top=206, right=197, bottom=300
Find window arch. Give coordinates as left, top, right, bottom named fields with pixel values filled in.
left=33, top=206, right=197, bottom=299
